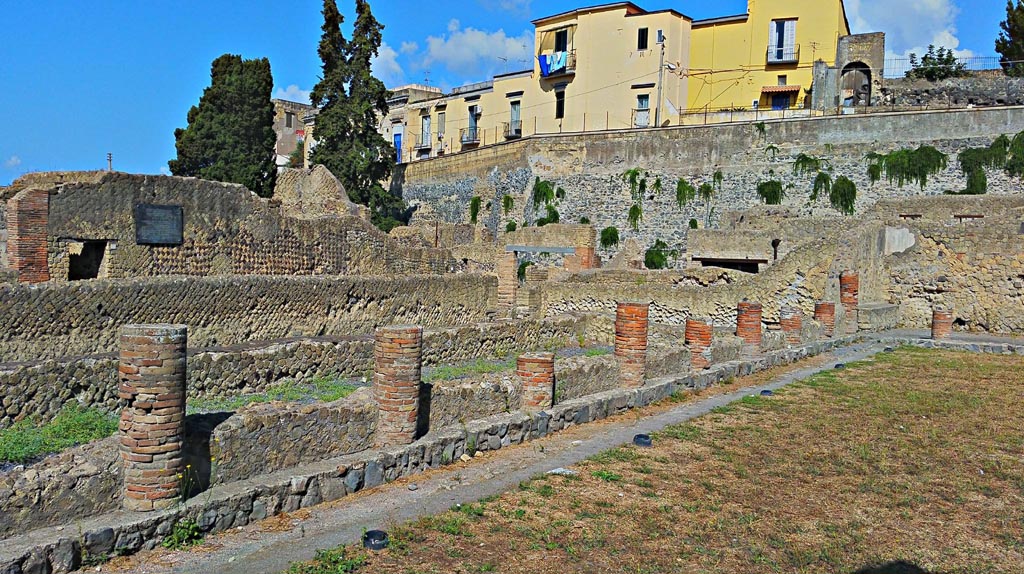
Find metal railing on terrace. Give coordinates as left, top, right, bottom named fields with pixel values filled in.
left=459, top=126, right=480, bottom=144
left=503, top=121, right=523, bottom=139
left=883, top=56, right=1002, bottom=79
left=767, top=44, right=799, bottom=64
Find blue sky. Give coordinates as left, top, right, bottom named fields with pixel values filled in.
left=0, top=0, right=1005, bottom=185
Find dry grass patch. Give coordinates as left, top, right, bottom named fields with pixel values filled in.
left=290, top=348, right=1024, bottom=574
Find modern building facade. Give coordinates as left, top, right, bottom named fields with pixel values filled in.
left=273, top=98, right=316, bottom=169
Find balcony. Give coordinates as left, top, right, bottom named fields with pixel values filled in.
left=632, top=108, right=651, bottom=128
left=767, top=44, right=800, bottom=64
left=414, top=132, right=432, bottom=150
left=539, top=49, right=576, bottom=79
left=503, top=120, right=523, bottom=139
left=460, top=127, right=480, bottom=144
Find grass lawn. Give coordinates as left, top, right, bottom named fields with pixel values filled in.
left=0, top=405, right=118, bottom=464
left=289, top=347, right=1024, bottom=574
left=187, top=376, right=359, bottom=413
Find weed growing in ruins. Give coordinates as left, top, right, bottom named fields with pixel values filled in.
left=287, top=547, right=366, bottom=574
left=578, top=216, right=590, bottom=224
left=756, top=178, right=786, bottom=205
left=187, top=377, right=358, bottom=413
left=591, top=470, right=622, bottom=482
left=600, top=226, right=620, bottom=249
left=505, top=220, right=517, bottom=232
left=952, top=132, right=1024, bottom=194
left=792, top=153, right=827, bottom=176
left=689, top=218, right=699, bottom=229
left=810, top=171, right=832, bottom=202
left=829, top=176, right=858, bottom=215
left=501, top=194, right=514, bottom=216
left=764, top=144, right=780, bottom=160
left=583, top=348, right=611, bottom=357
left=424, top=358, right=516, bottom=383
left=644, top=239, right=678, bottom=270
left=753, top=121, right=767, bottom=141
left=0, top=405, right=118, bottom=463
left=517, top=260, right=533, bottom=282
left=627, top=204, right=643, bottom=231
left=468, top=196, right=482, bottom=224
left=161, top=517, right=203, bottom=550
left=865, top=145, right=948, bottom=189
left=676, top=178, right=696, bottom=209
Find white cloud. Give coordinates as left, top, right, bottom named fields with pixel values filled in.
left=3, top=155, right=21, bottom=169
left=400, top=41, right=419, bottom=55
left=159, top=166, right=171, bottom=176
left=273, top=85, right=311, bottom=104
left=847, top=0, right=974, bottom=60
left=421, top=21, right=534, bottom=81
left=478, top=0, right=531, bottom=15
left=372, top=42, right=406, bottom=87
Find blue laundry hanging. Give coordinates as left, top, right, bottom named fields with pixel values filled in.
left=552, top=51, right=567, bottom=71
left=538, top=54, right=550, bottom=77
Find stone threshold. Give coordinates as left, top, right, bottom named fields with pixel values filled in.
left=2, top=331, right=1021, bottom=573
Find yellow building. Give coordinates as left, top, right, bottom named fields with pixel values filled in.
left=307, top=0, right=867, bottom=164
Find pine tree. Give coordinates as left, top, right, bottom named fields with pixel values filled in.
left=310, top=0, right=405, bottom=231
left=169, top=54, right=277, bottom=197
left=997, top=1, right=1024, bottom=77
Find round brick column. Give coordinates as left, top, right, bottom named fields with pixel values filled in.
left=685, top=317, right=713, bottom=370
left=814, top=301, right=836, bottom=338
left=931, top=306, right=954, bottom=340
left=118, top=324, right=187, bottom=512
left=840, top=271, right=860, bottom=334
left=615, top=302, right=649, bottom=388
left=736, top=300, right=763, bottom=348
left=373, top=325, right=423, bottom=447
left=780, top=306, right=803, bottom=345
left=517, top=352, right=555, bottom=410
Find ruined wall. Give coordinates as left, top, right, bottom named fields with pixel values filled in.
left=0, top=274, right=496, bottom=363
left=395, top=107, right=1024, bottom=266
left=881, top=72, right=1024, bottom=109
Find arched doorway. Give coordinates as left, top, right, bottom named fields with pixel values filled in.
left=841, top=62, right=872, bottom=106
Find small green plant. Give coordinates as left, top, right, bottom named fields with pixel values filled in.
left=830, top=176, right=857, bottom=215
left=505, top=220, right=517, bottom=232
left=764, top=144, right=780, bottom=160
left=600, top=226, right=620, bottom=249
left=810, top=171, right=832, bottom=201
left=644, top=239, right=678, bottom=270
left=675, top=178, right=696, bottom=209
left=753, top=121, right=767, bottom=141
left=468, top=196, right=482, bottom=225
left=592, top=470, right=623, bottom=482
left=536, top=204, right=560, bottom=226
left=627, top=203, right=643, bottom=231
left=756, top=179, right=786, bottom=205
left=578, top=216, right=591, bottom=224
left=583, top=348, right=611, bottom=357
left=688, top=218, right=699, bottom=229
left=0, top=405, right=118, bottom=463
left=517, top=260, right=534, bottom=282
left=532, top=177, right=555, bottom=208
left=162, top=518, right=203, bottom=550
left=288, top=547, right=367, bottom=573
left=793, top=153, right=825, bottom=176
left=501, top=194, right=514, bottom=216
left=713, top=169, right=724, bottom=190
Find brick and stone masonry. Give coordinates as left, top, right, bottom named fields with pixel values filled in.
left=496, top=252, right=518, bottom=318
left=840, top=271, right=860, bottom=334
left=118, top=324, right=187, bottom=512
left=517, top=352, right=556, bottom=410
left=814, top=301, right=837, bottom=337
left=685, top=317, right=713, bottom=370
left=373, top=325, right=423, bottom=446
left=932, top=306, right=954, bottom=340
left=7, top=188, right=50, bottom=284
left=780, top=306, right=803, bottom=345
left=736, top=300, right=763, bottom=348
left=615, top=302, right=649, bottom=388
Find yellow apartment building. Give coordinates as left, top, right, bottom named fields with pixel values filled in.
left=306, top=0, right=872, bottom=164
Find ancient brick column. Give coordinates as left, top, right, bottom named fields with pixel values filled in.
left=931, top=306, right=954, bottom=340
left=496, top=251, right=518, bottom=318
left=373, top=325, right=423, bottom=446
left=119, top=324, right=187, bottom=512
left=7, top=188, right=50, bottom=284
left=780, top=306, right=803, bottom=345
left=517, top=352, right=555, bottom=410
left=814, top=301, right=836, bottom=338
left=615, top=302, right=649, bottom=388
left=840, top=271, right=860, bottom=334
left=736, top=300, right=763, bottom=348
left=685, top=317, right=713, bottom=370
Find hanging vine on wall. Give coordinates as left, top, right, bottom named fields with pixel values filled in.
left=952, top=132, right=1024, bottom=195
left=865, top=145, right=948, bottom=190
left=830, top=176, right=857, bottom=215
left=600, top=226, right=620, bottom=249
left=469, top=196, right=482, bottom=224
left=810, top=171, right=832, bottom=201
left=756, top=178, right=786, bottom=205
left=627, top=204, right=643, bottom=231
left=530, top=177, right=566, bottom=226
left=505, top=220, right=517, bottom=232
left=793, top=153, right=827, bottom=176
left=688, top=218, right=699, bottom=229
left=676, top=179, right=696, bottom=209
left=644, top=239, right=679, bottom=270
left=502, top=194, right=515, bottom=216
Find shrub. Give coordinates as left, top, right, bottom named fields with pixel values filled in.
left=644, top=239, right=678, bottom=270
left=600, top=226, right=620, bottom=249
left=756, top=179, right=785, bottom=205
left=829, top=176, right=857, bottom=215
left=469, top=196, right=482, bottom=224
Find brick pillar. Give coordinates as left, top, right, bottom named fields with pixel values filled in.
left=373, top=325, right=423, bottom=447
left=615, top=302, right=649, bottom=388
left=496, top=251, right=518, bottom=318
left=685, top=317, right=713, bottom=370
left=119, top=324, right=187, bottom=512
left=840, top=271, right=860, bottom=334
left=814, top=301, right=836, bottom=338
left=517, top=352, right=555, bottom=410
left=7, top=189, right=50, bottom=284
left=736, top=300, right=763, bottom=348
left=780, top=306, right=803, bottom=345
left=931, top=306, right=954, bottom=340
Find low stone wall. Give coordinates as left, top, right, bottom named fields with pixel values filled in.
left=881, top=73, right=1024, bottom=109
left=426, top=376, right=521, bottom=430
left=0, top=274, right=497, bottom=363
left=210, top=389, right=377, bottom=484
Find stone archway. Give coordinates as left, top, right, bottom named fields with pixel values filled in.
left=841, top=62, right=872, bottom=106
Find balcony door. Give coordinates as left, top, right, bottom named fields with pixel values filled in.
left=769, top=19, right=796, bottom=63
left=510, top=101, right=521, bottom=134
left=421, top=115, right=431, bottom=145
left=634, top=94, right=650, bottom=128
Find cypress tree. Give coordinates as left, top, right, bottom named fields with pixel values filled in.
left=169, top=54, right=277, bottom=197
left=997, top=1, right=1024, bottom=77
left=310, top=0, right=405, bottom=231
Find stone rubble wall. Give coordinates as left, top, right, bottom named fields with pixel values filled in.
left=0, top=274, right=496, bottom=363
left=880, top=73, right=1024, bottom=109
left=395, top=107, right=1024, bottom=266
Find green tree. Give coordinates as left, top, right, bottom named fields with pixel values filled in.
left=310, top=0, right=404, bottom=230
left=997, top=1, right=1024, bottom=76
left=905, top=45, right=967, bottom=81
left=169, top=54, right=277, bottom=197
left=288, top=140, right=306, bottom=168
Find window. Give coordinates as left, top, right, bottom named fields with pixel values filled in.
left=555, top=29, right=568, bottom=53
left=778, top=75, right=788, bottom=86
left=636, top=94, right=650, bottom=110
left=510, top=101, right=521, bottom=123
left=285, top=112, right=295, bottom=129
left=634, top=95, right=650, bottom=128
left=437, top=111, right=445, bottom=136
left=555, top=91, right=565, bottom=119
left=769, top=19, right=797, bottom=63
left=637, top=27, right=649, bottom=51
left=421, top=115, right=431, bottom=144
left=657, top=29, right=664, bottom=44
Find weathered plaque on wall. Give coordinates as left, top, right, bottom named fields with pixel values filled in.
left=134, top=204, right=184, bottom=245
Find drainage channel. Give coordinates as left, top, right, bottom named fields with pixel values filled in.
left=145, top=340, right=885, bottom=574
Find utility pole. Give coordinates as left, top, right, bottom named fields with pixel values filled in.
left=655, top=38, right=666, bottom=128
left=106, top=153, right=112, bottom=171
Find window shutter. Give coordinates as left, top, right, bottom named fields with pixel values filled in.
left=784, top=20, right=797, bottom=51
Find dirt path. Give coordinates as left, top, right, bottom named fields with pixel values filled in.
left=95, top=341, right=883, bottom=574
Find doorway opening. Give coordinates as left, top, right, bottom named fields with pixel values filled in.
left=69, top=241, right=107, bottom=280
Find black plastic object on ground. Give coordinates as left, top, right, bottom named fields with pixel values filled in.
left=633, top=434, right=653, bottom=447
left=760, top=389, right=774, bottom=397
left=363, top=529, right=389, bottom=550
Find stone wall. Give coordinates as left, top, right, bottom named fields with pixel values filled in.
left=210, top=389, right=377, bottom=484
left=881, top=72, right=1024, bottom=109
left=0, top=274, right=496, bottom=363
left=394, top=107, right=1024, bottom=266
